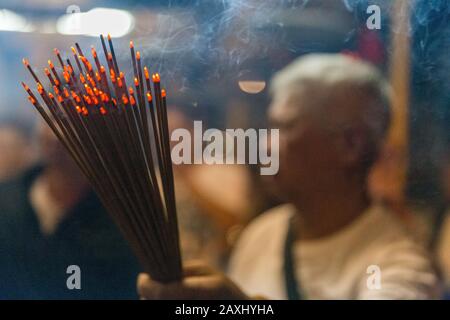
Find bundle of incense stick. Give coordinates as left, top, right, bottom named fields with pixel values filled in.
left=21, top=35, right=182, bottom=283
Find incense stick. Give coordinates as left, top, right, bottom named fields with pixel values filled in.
left=21, top=35, right=182, bottom=283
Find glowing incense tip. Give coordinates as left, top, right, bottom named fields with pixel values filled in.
left=63, top=72, right=70, bottom=83
left=107, top=53, right=113, bottom=61
left=134, top=77, right=139, bottom=86
left=27, top=96, right=36, bottom=104
left=100, top=107, right=107, bottom=115
left=136, top=51, right=141, bottom=60
left=130, top=41, right=134, bottom=49
left=64, top=88, right=70, bottom=98
left=22, top=58, right=29, bottom=66
left=146, top=92, right=152, bottom=102
left=44, top=68, right=51, bottom=76
left=119, top=71, right=124, bottom=79
left=48, top=60, right=54, bottom=69
left=58, top=95, right=63, bottom=103
left=91, top=47, right=97, bottom=58
left=130, top=95, right=136, bottom=106
left=53, top=48, right=59, bottom=55
left=117, top=77, right=123, bottom=88
left=122, top=94, right=129, bottom=105
left=82, top=107, right=89, bottom=116
left=144, top=67, right=149, bottom=80
left=100, top=65, right=106, bottom=73
left=48, top=92, right=55, bottom=99
left=152, top=73, right=160, bottom=83
left=21, top=82, right=29, bottom=91
left=107, top=34, right=111, bottom=41
left=37, top=83, right=44, bottom=94
left=110, top=68, right=115, bottom=79
left=80, top=74, right=86, bottom=84
left=129, top=87, right=134, bottom=95
left=161, top=89, right=166, bottom=98
left=75, top=105, right=82, bottom=114
left=53, top=85, right=60, bottom=95
left=71, top=47, right=77, bottom=54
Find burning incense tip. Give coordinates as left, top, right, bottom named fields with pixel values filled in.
left=146, top=92, right=152, bottom=102
left=54, top=48, right=60, bottom=55
left=100, top=65, right=106, bottom=73
left=136, top=51, right=141, bottom=60
left=75, top=105, right=82, bottom=114
left=27, top=96, right=36, bottom=104
left=21, top=82, right=29, bottom=91
left=152, top=73, right=160, bottom=83
left=130, top=95, right=136, bottom=106
left=100, top=107, right=107, bottom=115
left=71, top=47, right=77, bottom=54
left=122, top=94, right=129, bottom=105
left=107, top=34, right=111, bottom=41
left=130, top=41, right=134, bottom=49
left=161, top=89, right=167, bottom=98
left=37, top=83, right=44, bottom=94
left=134, top=77, right=139, bottom=86
left=48, top=60, right=54, bottom=69
left=144, top=67, right=149, bottom=80
left=129, top=87, right=134, bottom=95
left=22, top=58, right=29, bottom=66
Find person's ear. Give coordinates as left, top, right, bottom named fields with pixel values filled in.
left=336, top=126, right=369, bottom=168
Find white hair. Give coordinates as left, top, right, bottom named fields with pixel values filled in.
left=271, top=53, right=391, bottom=154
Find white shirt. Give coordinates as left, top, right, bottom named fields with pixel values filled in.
left=228, top=204, right=440, bottom=299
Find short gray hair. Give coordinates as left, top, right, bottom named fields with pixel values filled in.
left=271, top=53, right=391, bottom=154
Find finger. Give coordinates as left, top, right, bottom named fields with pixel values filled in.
left=137, top=273, right=159, bottom=299
left=183, top=260, right=216, bottom=277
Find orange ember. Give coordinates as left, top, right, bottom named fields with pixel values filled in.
left=152, top=73, right=160, bottom=83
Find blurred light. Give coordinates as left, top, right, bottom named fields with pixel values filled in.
left=56, top=7, right=134, bottom=38
left=238, top=80, right=266, bottom=94
left=0, top=9, right=35, bottom=32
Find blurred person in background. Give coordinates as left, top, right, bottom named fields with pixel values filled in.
left=0, top=120, right=140, bottom=299
left=0, top=116, right=35, bottom=182
left=138, top=54, right=440, bottom=300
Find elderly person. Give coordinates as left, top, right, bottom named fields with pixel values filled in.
left=138, top=54, right=440, bottom=300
